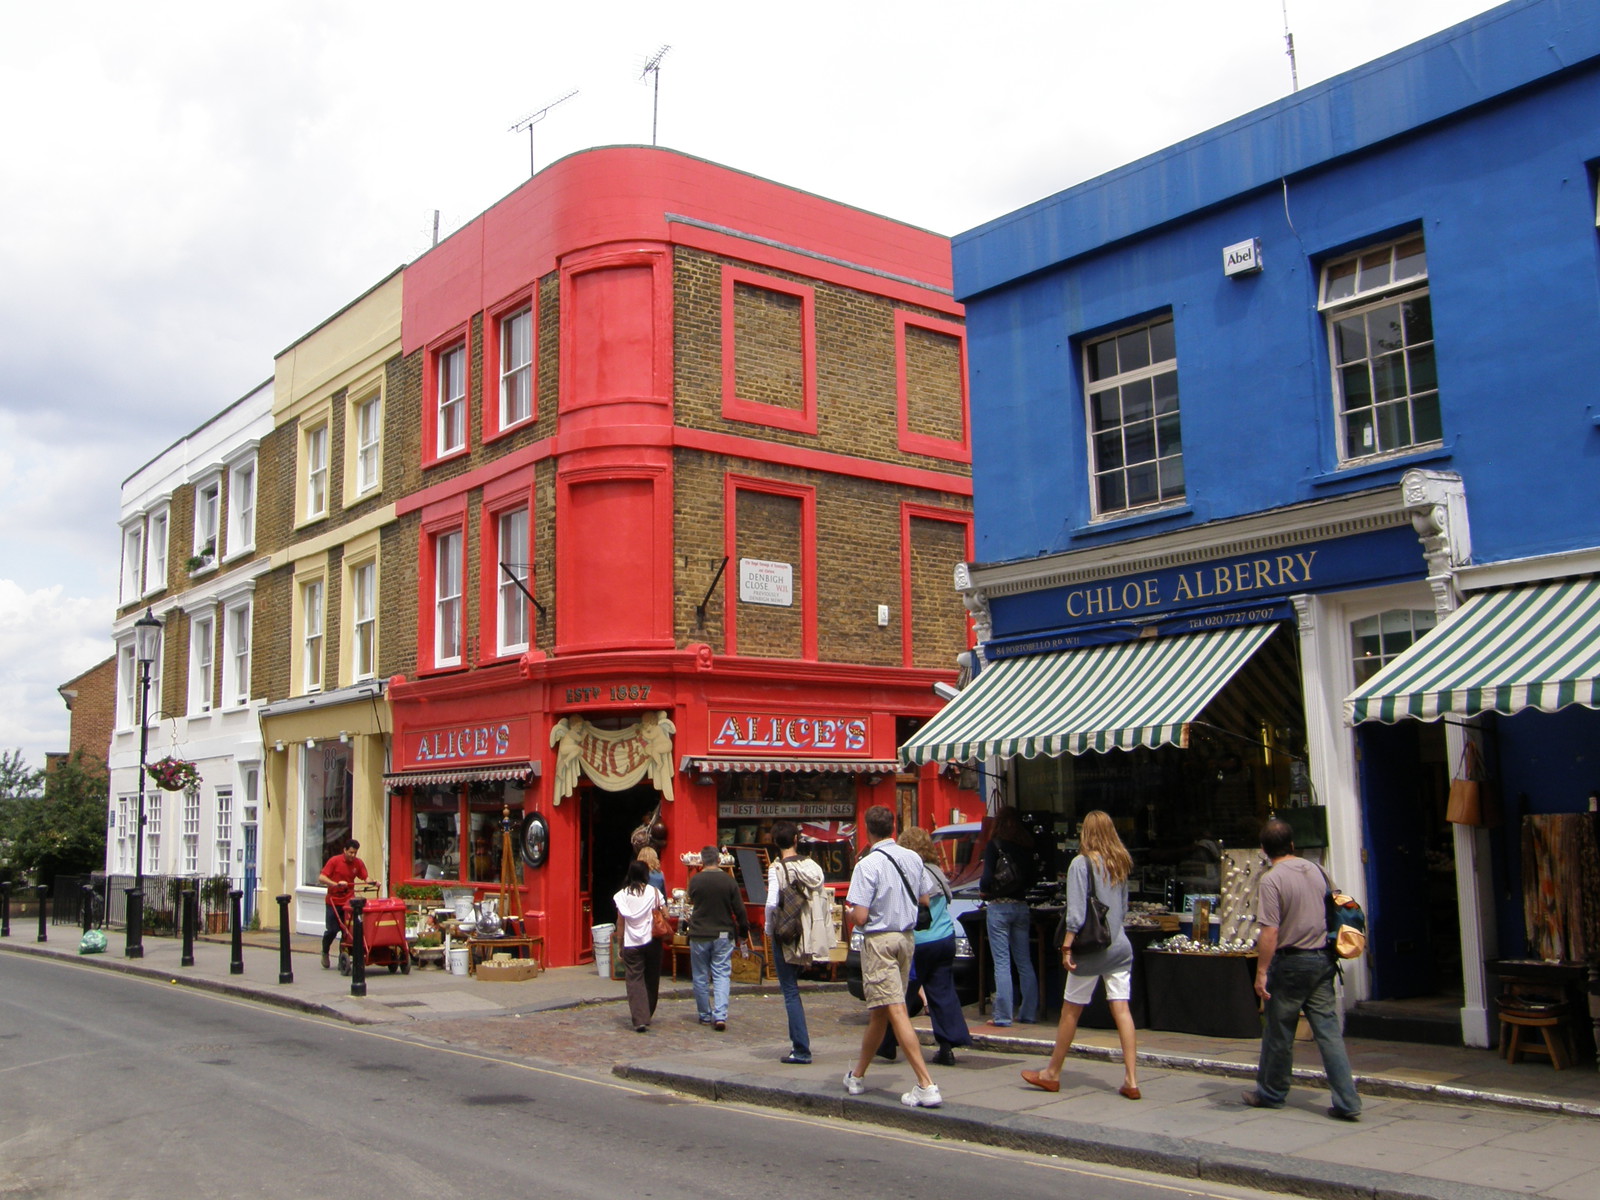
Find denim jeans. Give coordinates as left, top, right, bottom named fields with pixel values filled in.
left=690, top=934, right=733, bottom=1023
left=1255, top=950, right=1361, bottom=1115
left=772, top=946, right=810, bottom=1057
left=986, top=901, right=1037, bottom=1024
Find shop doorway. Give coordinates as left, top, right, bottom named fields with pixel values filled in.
left=581, top=783, right=662, bottom=931
left=1358, top=720, right=1457, bottom=1001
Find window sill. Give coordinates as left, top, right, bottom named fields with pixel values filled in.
left=294, top=513, right=330, bottom=532
left=1072, top=503, right=1192, bottom=540
left=426, top=447, right=471, bottom=469
left=187, top=564, right=218, bottom=579
left=219, top=546, right=255, bottom=566
left=486, top=416, right=535, bottom=444
left=1306, top=444, right=1451, bottom=488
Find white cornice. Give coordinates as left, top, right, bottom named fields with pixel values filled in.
left=1457, top=546, right=1600, bottom=591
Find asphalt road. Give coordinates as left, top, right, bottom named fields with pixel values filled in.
left=2, top=951, right=1285, bottom=1200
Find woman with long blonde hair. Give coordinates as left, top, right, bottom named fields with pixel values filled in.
left=1021, top=810, right=1140, bottom=1099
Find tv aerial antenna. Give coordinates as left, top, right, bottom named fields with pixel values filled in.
left=1282, top=1, right=1300, bottom=92
left=509, top=90, right=579, bottom=178
left=639, top=44, right=671, bottom=146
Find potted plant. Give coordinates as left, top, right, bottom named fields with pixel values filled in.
left=147, top=756, right=201, bottom=794
left=202, top=874, right=232, bottom=933
left=184, top=542, right=215, bottom=573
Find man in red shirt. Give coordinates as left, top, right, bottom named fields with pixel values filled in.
left=318, top=840, right=368, bottom=969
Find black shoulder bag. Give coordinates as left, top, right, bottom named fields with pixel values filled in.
left=873, top=848, right=933, bottom=932
left=1055, top=856, right=1112, bottom=954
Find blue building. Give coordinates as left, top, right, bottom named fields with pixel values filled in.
left=909, top=0, right=1600, bottom=1048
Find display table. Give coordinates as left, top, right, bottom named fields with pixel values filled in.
left=1143, top=950, right=1260, bottom=1038
left=466, top=935, right=543, bottom=976
left=1488, top=958, right=1596, bottom=1065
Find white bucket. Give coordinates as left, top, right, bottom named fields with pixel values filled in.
left=447, top=946, right=469, bottom=976
left=591, top=923, right=615, bottom=976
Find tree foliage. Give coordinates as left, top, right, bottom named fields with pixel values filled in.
left=0, top=748, right=107, bottom=883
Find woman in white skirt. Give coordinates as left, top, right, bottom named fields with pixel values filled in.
left=1020, top=809, right=1141, bottom=1099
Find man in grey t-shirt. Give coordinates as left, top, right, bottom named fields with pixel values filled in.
left=1242, top=818, right=1361, bottom=1120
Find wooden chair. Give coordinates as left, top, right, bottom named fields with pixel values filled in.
left=1499, top=1000, right=1574, bottom=1070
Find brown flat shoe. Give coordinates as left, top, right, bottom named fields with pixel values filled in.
left=1020, top=1069, right=1060, bottom=1093
left=1119, top=1084, right=1142, bottom=1100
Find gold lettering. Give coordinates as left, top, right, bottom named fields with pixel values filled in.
left=1086, top=589, right=1105, bottom=615
left=1296, top=550, right=1317, bottom=579
left=1122, top=582, right=1144, bottom=609
left=1173, top=574, right=1195, bottom=602
left=1276, top=555, right=1297, bottom=584
left=1253, top=559, right=1273, bottom=590
left=1234, top=563, right=1252, bottom=592
left=1066, top=591, right=1085, bottom=618
left=1144, top=579, right=1160, bottom=607
left=1213, top=566, right=1233, bottom=595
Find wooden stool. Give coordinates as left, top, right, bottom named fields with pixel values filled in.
left=1500, top=1002, right=1572, bottom=1069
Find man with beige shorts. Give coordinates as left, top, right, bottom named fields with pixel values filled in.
left=843, top=805, right=942, bottom=1108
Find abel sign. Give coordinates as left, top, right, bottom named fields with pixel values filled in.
left=739, top=558, right=793, bottom=607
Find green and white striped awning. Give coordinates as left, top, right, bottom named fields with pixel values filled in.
left=900, top=623, right=1277, bottom=765
left=1345, top=575, right=1600, bottom=724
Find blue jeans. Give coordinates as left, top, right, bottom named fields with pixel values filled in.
left=1255, top=950, right=1361, bottom=1115
left=690, top=935, right=733, bottom=1023
left=986, top=901, right=1037, bottom=1024
left=772, top=947, right=810, bottom=1058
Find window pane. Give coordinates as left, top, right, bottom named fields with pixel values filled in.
left=1357, top=249, right=1392, bottom=292
left=1125, top=463, right=1158, bottom=508
left=412, top=787, right=461, bottom=881
left=1093, top=430, right=1123, bottom=471
left=1375, top=400, right=1412, bottom=451
left=1124, top=419, right=1156, bottom=465
left=1412, top=392, right=1442, bottom=444
left=1090, top=388, right=1120, bottom=430
left=1332, top=316, right=1367, bottom=365
left=1155, top=413, right=1182, bottom=455
left=1147, top=319, right=1175, bottom=364
left=1088, top=339, right=1118, bottom=382
left=1393, top=238, right=1427, bottom=282
left=1323, top=259, right=1357, bottom=304
left=1158, top=456, right=1185, bottom=499
left=1152, top=369, right=1179, bottom=415
left=1339, top=363, right=1372, bottom=412
left=1372, top=351, right=1407, bottom=403
left=1402, top=294, right=1433, bottom=345
left=1369, top=303, right=1404, bottom=354
left=1407, top=344, right=1437, bottom=395
left=1345, top=409, right=1375, bottom=457
left=1121, top=377, right=1153, bottom=424
left=1096, top=472, right=1125, bottom=512
left=1115, top=327, right=1150, bottom=373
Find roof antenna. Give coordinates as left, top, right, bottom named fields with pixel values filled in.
left=1282, top=1, right=1300, bottom=92
left=639, top=45, right=671, bottom=146
left=509, top=90, right=579, bottom=179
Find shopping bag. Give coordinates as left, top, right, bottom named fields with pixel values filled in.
left=1447, top=739, right=1495, bottom=826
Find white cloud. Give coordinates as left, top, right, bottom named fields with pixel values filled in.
left=0, top=580, right=114, bottom=769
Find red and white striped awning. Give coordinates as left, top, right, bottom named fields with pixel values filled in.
left=684, top=757, right=900, bottom=776
left=383, top=762, right=540, bottom=788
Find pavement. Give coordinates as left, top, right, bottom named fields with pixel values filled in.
left=7, top=925, right=1600, bottom=1200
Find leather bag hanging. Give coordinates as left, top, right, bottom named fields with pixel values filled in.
left=1447, top=739, right=1490, bottom=826
left=1058, top=856, right=1112, bottom=955
left=650, top=897, right=673, bottom=941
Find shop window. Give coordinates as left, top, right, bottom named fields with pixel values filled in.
left=1084, top=315, right=1183, bottom=518
left=301, top=741, right=352, bottom=888
left=1319, top=235, right=1439, bottom=463
left=408, top=783, right=526, bottom=884
left=1351, top=608, right=1437, bottom=686
left=710, top=772, right=858, bottom=884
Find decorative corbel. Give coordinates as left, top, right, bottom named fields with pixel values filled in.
left=953, top=561, right=993, bottom=646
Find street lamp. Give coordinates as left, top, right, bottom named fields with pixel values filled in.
left=127, top=606, right=162, bottom=959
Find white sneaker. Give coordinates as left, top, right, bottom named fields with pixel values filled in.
left=901, top=1083, right=943, bottom=1108
left=843, top=1072, right=866, bottom=1095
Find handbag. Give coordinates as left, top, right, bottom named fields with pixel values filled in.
left=1056, top=856, right=1112, bottom=955
left=650, top=899, right=673, bottom=941
left=1447, top=738, right=1493, bottom=826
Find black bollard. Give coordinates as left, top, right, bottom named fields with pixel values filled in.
left=1, top=880, right=10, bottom=937
left=229, top=890, right=244, bottom=975
left=35, top=884, right=48, bottom=943
left=179, top=884, right=196, bottom=967
left=126, top=887, right=144, bottom=958
left=349, top=896, right=367, bottom=997
left=81, top=884, right=94, bottom=934
left=276, top=895, right=294, bottom=984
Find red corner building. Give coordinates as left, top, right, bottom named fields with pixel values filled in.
left=385, top=148, right=975, bottom=967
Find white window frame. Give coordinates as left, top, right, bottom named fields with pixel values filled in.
left=193, top=477, right=221, bottom=566
left=190, top=611, right=215, bottom=714
left=434, top=530, right=462, bottom=667
left=146, top=795, right=162, bottom=875
left=181, top=787, right=201, bottom=874
left=351, top=560, right=377, bottom=681
left=304, top=424, right=330, bottom=520
left=118, top=642, right=138, bottom=728
left=1083, top=316, right=1184, bottom=519
left=215, top=786, right=234, bottom=877
left=499, top=308, right=533, bottom=429
left=437, top=344, right=467, bottom=455
left=1319, top=235, right=1438, bottom=465
left=227, top=457, right=257, bottom=556
left=497, top=507, right=530, bottom=655
left=121, top=522, right=144, bottom=604
left=222, top=599, right=252, bottom=708
left=354, top=392, right=382, bottom=496
left=302, top=579, right=325, bottom=693
left=116, top=795, right=134, bottom=873
left=146, top=508, right=169, bottom=594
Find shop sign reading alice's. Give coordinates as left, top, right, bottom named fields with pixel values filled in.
left=709, top=709, right=869, bottom=756
left=406, top=717, right=532, bottom=768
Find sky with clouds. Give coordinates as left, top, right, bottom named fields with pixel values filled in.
left=0, top=0, right=1503, bottom=769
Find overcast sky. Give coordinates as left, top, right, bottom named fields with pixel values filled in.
left=0, top=0, right=1502, bottom=769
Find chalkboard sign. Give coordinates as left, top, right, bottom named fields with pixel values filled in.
left=732, top=846, right=770, bottom=906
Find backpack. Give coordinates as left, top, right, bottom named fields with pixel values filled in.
left=772, top=861, right=808, bottom=945
left=1321, top=872, right=1368, bottom=960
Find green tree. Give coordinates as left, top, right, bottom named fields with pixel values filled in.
left=0, top=748, right=107, bottom=885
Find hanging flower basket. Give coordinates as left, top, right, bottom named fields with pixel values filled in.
left=147, top=756, right=201, bottom=793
